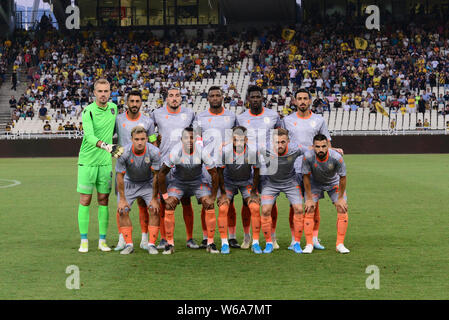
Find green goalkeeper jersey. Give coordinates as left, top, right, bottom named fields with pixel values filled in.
left=78, top=101, right=118, bottom=166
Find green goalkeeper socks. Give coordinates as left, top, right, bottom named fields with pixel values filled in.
left=78, top=204, right=90, bottom=238
left=98, top=205, right=109, bottom=239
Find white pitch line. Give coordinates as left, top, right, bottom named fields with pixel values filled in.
left=0, top=179, right=21, bottom=188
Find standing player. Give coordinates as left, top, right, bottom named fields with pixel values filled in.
left=302, top=134, right=349, bottom=254
left=157, top=127, right=220, bottom=254
left=77, top=78, right=124, bottom=253
left=151, top=88, right=198, bottom=249
left=236, top=85, right=282, bottom=249
left=282, top=88, right=343, bottom=250
left=193, top=86, right=236, bottom=249
left=115, top=126, right=161, bottom=254
left=217, top=126, right=262, bottom=254
left=114, top=90, right=157, bottom=252
left=259, top=128, right=307, bottom=254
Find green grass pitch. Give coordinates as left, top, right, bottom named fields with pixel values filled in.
left=1, top=154, right=449, bottom=299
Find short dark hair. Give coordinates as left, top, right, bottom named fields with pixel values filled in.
left=313, top=134, right=328, bottom=143
left=127, top=90, right=142, bottom=100
left=208, top=86, right=222, bottom=94
left=274, top=128, right=289, bottom=137
left=182, top=126, right=194, bottom=137
left=294, top=88, right=312, bottom=99
left=247, top=85, right=263, bottom=96
left=232, top=126, right=247, bottom=136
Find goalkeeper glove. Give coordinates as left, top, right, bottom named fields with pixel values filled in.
left=100, top=142, right=124, bottom=158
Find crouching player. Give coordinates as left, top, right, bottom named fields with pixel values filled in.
left=259, top=128, right=308, bottom=254
left=217, top=126, right=262, bottom=254
left=302, top=134, right=349, bottom=254
left=115, top=126, right=161, bottom=255
left=157, top=127, right=220, bottom=254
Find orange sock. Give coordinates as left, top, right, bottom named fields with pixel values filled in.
left=159, top=202, right=166, bottom=240
left=138, top=205, right=149, bottom=234
left=261, top=216, right=272, bottom=243
left=293, top=214, right=304, bottom=243
left=248, top=202, right=260, bottom=241
left=164, top=210, right=175, bottom=245
left=271, top=204, right=278, bottom=235
left=227, top=203, right=236, bottom=236
left=304, top=213, right=314, bottom=245
left=218, top=204, right=229, bottom=240
left=336, top=213, right=348, bottom=246
left=289, top=206, right=294, bottom=238
left=313, top=202, right=320, bottom=238
left=116, top=210, right=122, bottom=233
left=241, top=205, right=251, bottom=234
left=148, top=225, right=159, bottom=245
left=182, top=203, right=194, bottom=240
left=121, top=226, right=133, bottom=244
left=201, top=207, right=207, bottom=238
left=205, top=209, right=216, bottom=244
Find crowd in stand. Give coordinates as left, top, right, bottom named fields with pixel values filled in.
left=3, top=15, right=449, bottom=133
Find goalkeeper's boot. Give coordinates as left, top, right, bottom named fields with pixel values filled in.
left=120, top=244, right=134, bottom=255
left=98, top=239, right=111, bottom=252
left=114, top=234, right=126, bottom=251
left=78, top=240, right=88, bottom=253
left=336, top=243, right=350, bottom=254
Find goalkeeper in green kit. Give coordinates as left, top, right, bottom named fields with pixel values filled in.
left=77, top=79, right=124, bottom=253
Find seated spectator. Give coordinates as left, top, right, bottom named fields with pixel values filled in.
left=64, top=121, right=74, bottom=131
left=57, top=123, right=64, bottom=133
left=5, top=123, right=12, bottom=132
left=43, top=121, right=51, bottom=133
left=446, top=121, right=449, bottom=130
left=9, top=96, right=17, bottom=110
left=416, top=119, right=423, bottom=129
left=38, top=104, right=48, bottom=121
left=25, top=108, right=34, bottom=119
left=423, top=118, right=430, bottom=130
left=55, top=111, right=64, bottom=121
left=78, top=122, right=83, bottom=132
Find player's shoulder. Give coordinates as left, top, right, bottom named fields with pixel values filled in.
left=311, top=113, right=325, bottom=123
left=264, top=107, right=279, bottom=117
left=182, top=105, right=194, bottom=115
left=329, top=149, right=344, bottom=162
left=146, top=142, right=160, bottom=154
left=116, top=112, right=126, bottom=121
left=121, top=143, right=133, bottom=158
left=223, top=109, right=236, bottom=118
left=107, top=102, right=118, bottom=110
left=303, top=149, right=315, bottom=161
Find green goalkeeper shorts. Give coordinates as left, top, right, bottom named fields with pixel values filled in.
left=77, top=164, right=113, bottom=195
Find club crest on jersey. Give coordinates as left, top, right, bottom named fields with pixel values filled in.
left=145, top=156, right=150, bottom=164
left=328, top=163, right=334, bottom=170
left=111, top=109, right=115, bottom=115
left=264, top=117, right=270, bottom=124
left=181, top=114, right=187, bottom=120
left=287, top=156, right=293, bottom=162
left=138, top=122, right=145, bottom=127
left=310, top=120, right=316, bottom=128
left=224, top=116, right=230, bottom=122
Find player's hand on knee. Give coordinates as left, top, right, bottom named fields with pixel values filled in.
left=118, top=200, right=130, bottom=215
left=203, top=196, right=215, bottom=209
left=333, top=147, right=344, bottom=155
left=165, top=197, right=178, bottom=210
left=305, top=200, right=315, bottom=214
left=335, top=198, right=347, bottom=213
left=100, top=142, right=124, bottom=158
left=149, top=198, right=160, bottom=215
left=217, top=194, right=229, bottom=207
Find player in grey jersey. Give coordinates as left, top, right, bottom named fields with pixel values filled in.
left=217, top=126, right=262, bottom=254
left=302, top=134, right=349, bottom=254
left=235, top=85, right=282, bottom=250
left=193, top=86, right=237, bottom=249
left=157, top=127, right=221, bottom=254
left=115, top=126, right=161, bottom=255
left=282, top=88, right=343, bottom=251
left=258, top=128, right=309, bottom=254
left=151, top=88, right=199, bottom=250
left=114, top=90, right=157, bottom=252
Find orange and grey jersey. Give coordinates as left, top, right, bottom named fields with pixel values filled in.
left=151, top=105, right=194, bottom=159
left=164, top=144, right=215, bottom=182
left=260, top=143, right=308, bottom=184
left=115, top=112, right=155, bottom=147
left=220, top=143, right=260, bottom=182
left=115, top=142, right=161, bottom=183
left=193, top=108, right=236, bottom=147
left=302, top=149, right=346, bottom=189
left=236, top=107, right=282, bottom=149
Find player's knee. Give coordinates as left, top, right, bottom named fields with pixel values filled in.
left=292, top=205, right=303, bottom=215
left=97, top=193, right=109, bottom=206
left=79, top=194, right=92, bottom=206
left=261, top=206, right=271, bottom=217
